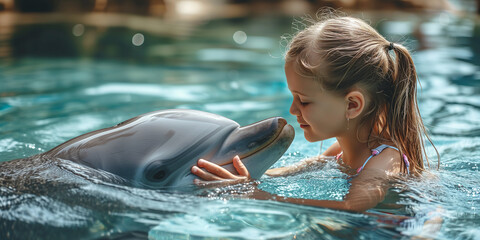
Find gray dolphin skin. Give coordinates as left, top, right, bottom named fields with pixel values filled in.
left=45, top=109, right=295, bottom=188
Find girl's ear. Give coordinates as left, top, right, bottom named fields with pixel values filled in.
left=345, top=91, right=365, bottom=119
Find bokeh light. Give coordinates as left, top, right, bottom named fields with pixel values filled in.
left=132, top=33, right=145, bottom=46
left=72, top=24, right=85, bottom=37
left=233, top=31, right=247, bottom=45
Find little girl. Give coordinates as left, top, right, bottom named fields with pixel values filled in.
left=191, top=13, right=438, bottom=212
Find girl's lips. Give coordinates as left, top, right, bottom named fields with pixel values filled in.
left=297, top=119, right=308, bottom=128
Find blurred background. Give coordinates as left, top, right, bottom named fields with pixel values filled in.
left=0, top=0, right=479, bottom=64
left=1, top=1, right=480, bottom=239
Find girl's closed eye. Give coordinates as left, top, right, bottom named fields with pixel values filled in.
left=298, top=97, right=311, bottom=106
left=300, top=101, right=310, bottom=106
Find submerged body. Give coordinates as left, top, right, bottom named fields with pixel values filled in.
left=3, top=109, right=294, bottom=188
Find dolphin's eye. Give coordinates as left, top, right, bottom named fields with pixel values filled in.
left=153, top=170, right=166, bottom=180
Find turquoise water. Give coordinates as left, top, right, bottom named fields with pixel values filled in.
left=1, top=12, right=480, bottom=239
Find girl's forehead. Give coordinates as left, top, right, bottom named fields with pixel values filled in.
left=285, top=63, right=323, bottom=95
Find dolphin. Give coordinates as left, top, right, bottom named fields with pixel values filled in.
left=43, top=109, right=295, bottom=188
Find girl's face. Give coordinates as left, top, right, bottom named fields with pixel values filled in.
left=285, top=62, right=348, bottom=142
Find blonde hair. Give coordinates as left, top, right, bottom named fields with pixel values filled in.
left=285, top=12, right=439, bottom=175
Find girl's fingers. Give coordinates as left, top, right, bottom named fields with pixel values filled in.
left=191, top=166, right=223, bottom=181
left=192, top=157, right=251, bottom=187
left=197, top=159, right=237, bottom=179
left=232, top=155, right=250, bottom=177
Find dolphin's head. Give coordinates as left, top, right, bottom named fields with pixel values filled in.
left=49, top=109, right=294, bottom=189
left=140, top=110, right=295, bottom=188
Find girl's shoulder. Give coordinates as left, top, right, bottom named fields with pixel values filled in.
left=365, top=146, right=403, bottom=174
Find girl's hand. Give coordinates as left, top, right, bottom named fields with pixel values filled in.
left=265, top=155, right=328, bottom=177
left=191, top=155, right=251, bottom=187
left=265, top=167, right=292, bottom=177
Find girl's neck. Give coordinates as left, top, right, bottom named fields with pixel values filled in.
left=335, top=125, right=387, bottom=170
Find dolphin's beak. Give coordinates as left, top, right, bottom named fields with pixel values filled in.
left=211, top=117, right=294, bottom=179
left=210, top=117, right=293, bottom=167
left=232, top=118, right=288, bottom=161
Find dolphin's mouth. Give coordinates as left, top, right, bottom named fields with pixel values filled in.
left=238, top=118, right=289, bottom=160
left=217, top=118, right=290, bottom=166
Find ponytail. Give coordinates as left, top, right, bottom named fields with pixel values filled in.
left=387, top=43, right=439, bottom=174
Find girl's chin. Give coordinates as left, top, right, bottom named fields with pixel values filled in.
left=303, top=132, right=322, bottom=142
left=304, top=131, right=330, bottom=142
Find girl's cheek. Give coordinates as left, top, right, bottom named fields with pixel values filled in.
left=300, top=104, right=312, bottom=116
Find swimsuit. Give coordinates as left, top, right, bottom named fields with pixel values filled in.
left=335, top=144, right=410, bottom=174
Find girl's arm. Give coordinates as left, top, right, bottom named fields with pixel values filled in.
left=265, top=141, right=342, bottom=177
left=257, top=151, right=401, bottom=212
left=192, top=152, right=392, bottom=212
left=253, top=168, right=389, bottom=212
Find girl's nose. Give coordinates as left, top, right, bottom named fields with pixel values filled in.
left=289, top=101, right=300, bottom=116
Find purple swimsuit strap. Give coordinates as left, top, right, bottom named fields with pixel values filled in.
left=336, top=144, right=410, bottom=174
